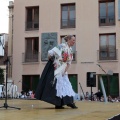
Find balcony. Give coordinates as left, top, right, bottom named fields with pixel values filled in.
left=22, top=52, right=40, bottom=63
left=61, top=18, right=75, bottom=28
left=22, top=51, right=77, bottom=63
left=25, top=21, right=39, bottom=31
left=99, top=16, right=115, bottom=26
left=97, top=50, right=118, bottom=61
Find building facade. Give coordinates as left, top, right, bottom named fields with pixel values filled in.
left=12, top=0, right=120, bottom=97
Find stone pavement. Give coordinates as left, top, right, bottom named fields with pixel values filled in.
left=0, top=99, right=120, bottom=120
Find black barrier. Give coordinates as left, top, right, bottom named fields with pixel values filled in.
left=108, top=114, right=120, bottom=120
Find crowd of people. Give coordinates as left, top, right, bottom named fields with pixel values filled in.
left=20, top=90, right=35, bottom=99
left=19, top=89, right=120, bottom=103
left=1, top=88, right=120, bottom=103
left=0, top=89, right=35, bottom=99
left=84, top=90, right=120, bottom=103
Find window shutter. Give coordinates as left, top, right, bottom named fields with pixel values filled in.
left=118, top=0, right=120, bottom=20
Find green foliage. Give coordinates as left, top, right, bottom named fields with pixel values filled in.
left=0, top=68, right=4, bottom=84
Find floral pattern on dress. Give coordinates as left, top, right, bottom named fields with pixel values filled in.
left=62, top=51, right=69, bottom=62
left=53, top=43, right=73, bottom=70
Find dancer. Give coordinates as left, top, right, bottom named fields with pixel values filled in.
left=35, top=35, right=77, bottom=109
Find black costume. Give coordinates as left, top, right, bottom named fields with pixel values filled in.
left=35, top=58, right=74, bottom=107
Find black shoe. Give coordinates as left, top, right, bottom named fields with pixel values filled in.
left=55, top=106, right=64, bottom=109
left=67, top=103, right=78, bottom=109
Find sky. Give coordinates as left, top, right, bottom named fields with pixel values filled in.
left=0, top=0, right=14, bottom=33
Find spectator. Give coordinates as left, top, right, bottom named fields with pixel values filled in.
left=95, top=90, right=102, bottom=101
left=85, top=91, right=90, bottom=100
left=28, top=89, right=32, bottom=96
left=30, top=91, right=35, bottom=99
left=21, top=92, right=27, bottom=99
left=108, top=95, right=113, bottom=102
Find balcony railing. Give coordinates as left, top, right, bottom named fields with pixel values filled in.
left=41, top=51, right=77, bottom=63
left=61, top=18, right=75, bottom=28
left=99, top=15, right=115, bottom=26
left=25, top=21, right=39, bottom=31
left=97, top=49, right=118, bottom=60
left=22, top=52, right=40, bottom=63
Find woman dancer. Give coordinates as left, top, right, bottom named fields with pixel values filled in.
left=35, top=35, right=77, bottom=109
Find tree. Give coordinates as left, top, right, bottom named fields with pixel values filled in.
left=0, top=68, right=4, bottom=84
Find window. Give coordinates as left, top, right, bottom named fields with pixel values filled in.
left=25, top=37, right=39, bottom=62
left=61, top=4, right=75, bottom=28
left=61, top=36, right=76, bottom=61
left=99, top=0, right=115, bottom=26
left=22, top=75, right=40, bottom=92
left=99, top=34, right=116, bottom=60
left=26, top=6, right=39, bottom=30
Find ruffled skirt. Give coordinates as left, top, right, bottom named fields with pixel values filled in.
left=56, top=74, right=75, bottom=98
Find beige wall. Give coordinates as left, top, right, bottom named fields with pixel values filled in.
left=13, top=0, right=120, bottom=95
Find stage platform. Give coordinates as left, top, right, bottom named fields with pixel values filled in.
left=0, top=99, right=120, bottom=120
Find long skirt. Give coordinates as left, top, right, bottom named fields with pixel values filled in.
left=35, top=59, right=74, bottom=106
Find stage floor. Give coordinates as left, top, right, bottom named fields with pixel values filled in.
left=0, top=99, right=120, bottom=120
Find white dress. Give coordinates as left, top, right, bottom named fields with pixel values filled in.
left=48, top=43, right=75, bottom=98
